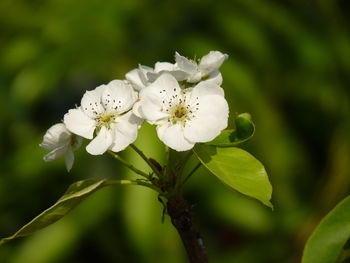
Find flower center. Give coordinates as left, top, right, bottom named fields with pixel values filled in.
left=169, top=104, right=189, bottom=125
left=97, top=112, right=117, bottom=129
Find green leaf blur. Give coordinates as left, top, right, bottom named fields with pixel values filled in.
left=194, top=145, right=272, bottom=208
left=302, top=195, right=350, bottom=263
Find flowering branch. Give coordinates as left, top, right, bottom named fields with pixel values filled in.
left=34, top=50, right=273, bottom=262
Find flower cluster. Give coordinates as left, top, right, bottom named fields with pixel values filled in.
left=40, top=51, right=229, bottom=170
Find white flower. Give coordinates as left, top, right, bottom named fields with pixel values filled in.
left=144, top=51, right=228, bottom=86
left=64, top=80, right=142, bottom=155
left=135, top=73, right=229, bottom=151
left=174, top=51, right=228, bottom=85
left=40, top=123, right=82, bottom=172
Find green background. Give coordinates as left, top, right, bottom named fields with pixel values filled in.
left=1, top=0, right=350, bottom=262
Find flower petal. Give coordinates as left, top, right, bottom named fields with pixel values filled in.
left=138, top=73, right=181, bottom=122
left=40, top=123, right=70, bottom=150
left=175, top=52, right=197, bottom=74
left=202, top=71, right=223, bottom=86
left=64, top=108, right=96, bottom=139
left=109, top=112, right=141, bottom=152
left=81, top=85, right=105, bottom=118
left=132, top=100, right=143, bottom=118
left=154, top=62, right=176, bottom=72
left=140, top=73, right=180, bottom=99
left=138, top=93, right=169, bottom=123
left=125, top=65, right=152, bottom=91
left=86, top=126, right=113, bottom=155
left=184, top=95, right=228, bottom=142
left=43, top=145, right=68, bottom=162
left=198, top=51, right=228, bottom=75
left=64, top=146, right=74, bottom=172
left=190, top=80, right=225, bottom=99
left=102, top=80, right=138, bottom=114
left=157, top=123, right=194, bottom=151
left=125, top=68, right=145, bottom=91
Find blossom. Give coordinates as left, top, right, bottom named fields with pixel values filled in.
left=134, top=73, right=229, bottom=151
left=40, top=123, right=82, bottom=171
left=174, top=51, right=228, bottom=84
left=144, top=51, right=228, bottom=86
left=64, top=80, right=142, bottom=155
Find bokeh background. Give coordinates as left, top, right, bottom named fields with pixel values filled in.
left=1, top=0, right=350, bottom=262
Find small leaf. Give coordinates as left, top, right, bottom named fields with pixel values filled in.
left=0, top=179, right=109, bottom=245
left=207, top=113, right=255, bottom=147
left=302, top=195, right=350, bottom=263
left=193, top=145, right=272, bottom=208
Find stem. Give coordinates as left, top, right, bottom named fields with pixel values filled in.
left=108, top=151, right=151, bottom=179
left=174, top=150, right=194, bottom=192
left=130, top=144, right=162, bottom=177
left=167, top=196, right=208, bottom=263
left=182, top=163, right=201, bottom=186
left=105, top=179, right=161, bottom=193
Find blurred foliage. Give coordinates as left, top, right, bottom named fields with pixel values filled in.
left=0, top=0, right=350, bottom=262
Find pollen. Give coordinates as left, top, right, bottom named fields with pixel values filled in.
left=170, top=104, right=189, bottom=125
left=97, top=113, right=117, bottom=129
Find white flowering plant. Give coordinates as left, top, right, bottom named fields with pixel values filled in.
left=0, top=51, right=272, bottom=262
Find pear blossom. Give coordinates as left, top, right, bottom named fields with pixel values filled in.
left=174, top=51, right=228, bottom=85
left=134, top=73, right=229, bottom=151
left=40, top=123, right=82, bottom=171
left=64, top=80, right=142, bottom=155
left=144, top=51, right=228, bottom=86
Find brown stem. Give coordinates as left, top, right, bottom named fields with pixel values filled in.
left=167, top=196, right=208, bottom=263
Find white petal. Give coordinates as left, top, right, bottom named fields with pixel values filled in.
left=138, top=93, right=169, bottom=122
left=175, top=52, right=198, bottom=74
left=198, top=51, right=228, bottom=75
left=157, top=123, right=194, bottom=151
left=43, top=145, right=68, bottom=162
left=169, top=70, right=190, bottom=81
left=132, top=100, right=143, bottom=118
left=64, top=108, right=96, bottom=139
left=64, top=146, right=75, bottom=172
left=154, top=62, right=176, bottom=72
left=141, top=73, right=180, bottom=98
left=117, top=111, right=143, bottom=135
left=202, top=71, right=223, bottom=86
left=86, top=126, right=113, bottom=155
left=138, top=73, right=181, bottom=122
left=184, top=95, right=228, bottom=142
left=126, top=65, right=152, bottom=91
left=190, top=81, right=225, bottom=100
left=101, top=80, right=137, bottom=114
left=40, top=123, right=70, bottom=150
left=148, top=62, right=189, bottom=82
left=186, top=71, right=202, bottom=83
left=81, top=85, right=105, bottom=118
left=72, top=135, right=83, bottom=150
left=109, top=112, right=141, bottom=152
left=125, top=68, right=144, bottom=91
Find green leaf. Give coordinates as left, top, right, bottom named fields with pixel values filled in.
left=206, top=113, right=255, bottom=147
left=302, top=195, right=350, bottom=263
left=0, top=179, right=111, bottom=245
left=193, top=145, right=272, bottom=208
